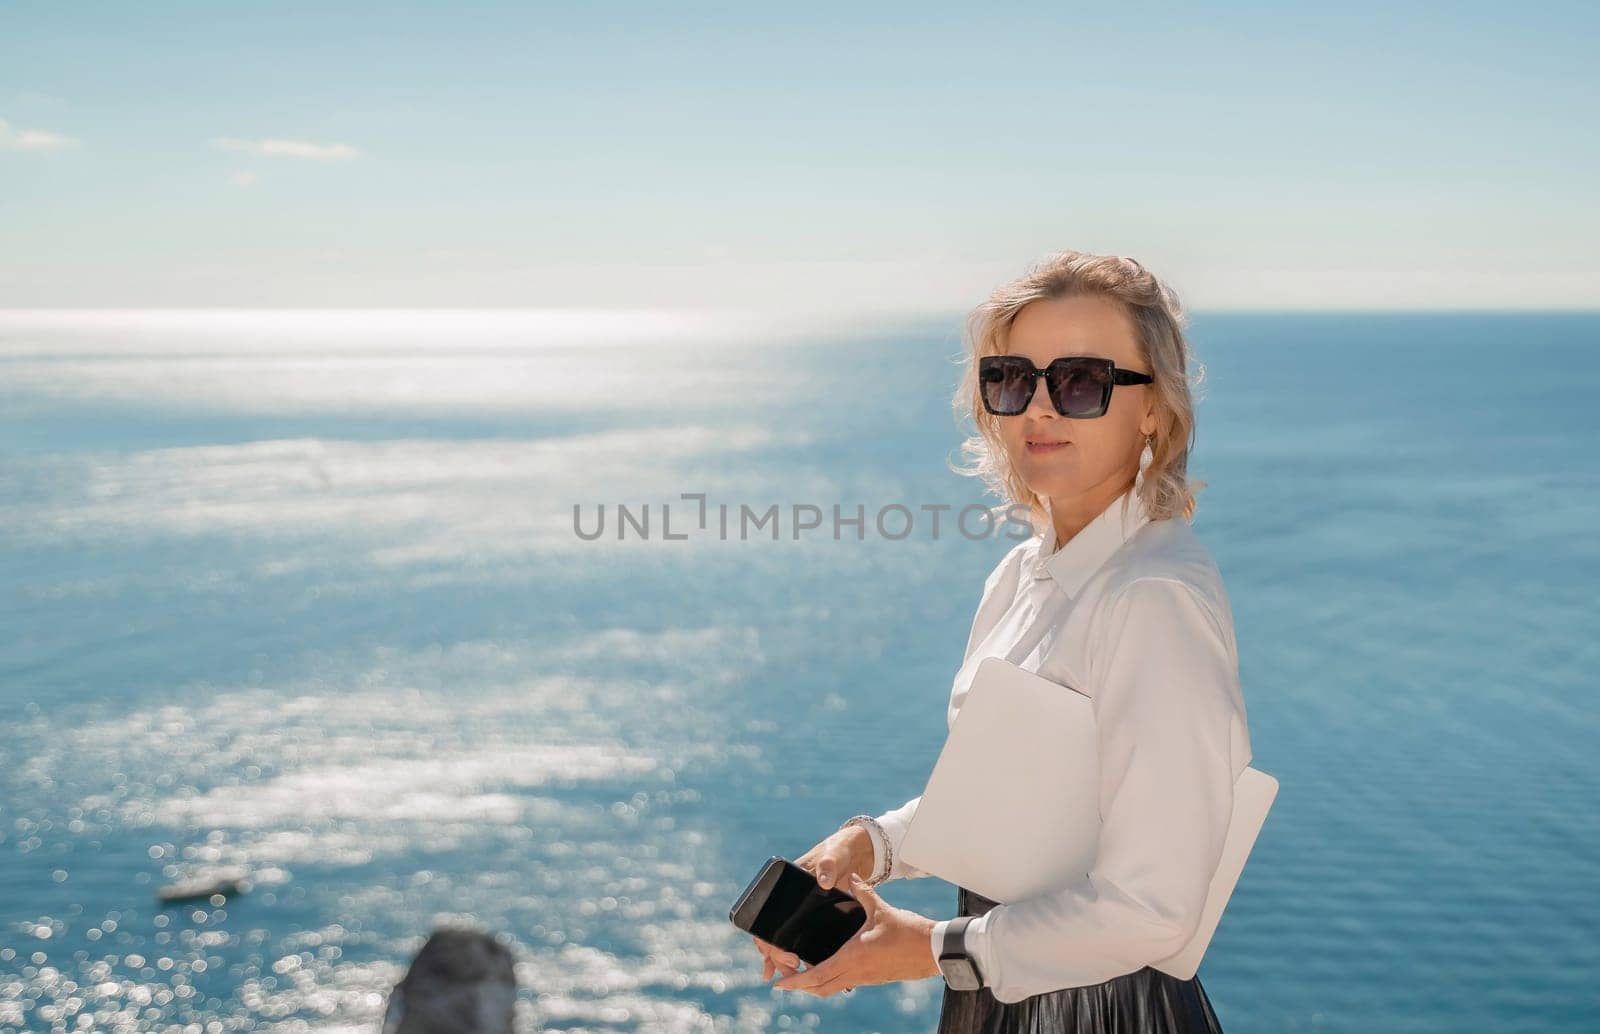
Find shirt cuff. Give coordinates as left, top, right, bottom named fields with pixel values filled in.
left=873, top=797, right=922, bottom=881
left=930, top=919, right=950, bottom=971
left=958, top=908, right=999, bottom=991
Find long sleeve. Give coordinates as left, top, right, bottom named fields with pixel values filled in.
left=955, top=575, right=1251, bottom=1003
left=871, top=793, right=933, bottom=881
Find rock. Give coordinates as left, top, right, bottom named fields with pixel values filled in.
left=156, top=865, right=253, bottom=904
left=381, top=925, right=518, bottom=1034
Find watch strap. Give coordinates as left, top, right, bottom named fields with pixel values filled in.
left=937, top=914, right=984, bottom=990
left=941, top=914, right=976, bottom=956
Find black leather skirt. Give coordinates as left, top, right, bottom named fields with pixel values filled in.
left=935, top=886, right=1225, bottom=1034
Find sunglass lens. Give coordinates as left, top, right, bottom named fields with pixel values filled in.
left=980, top=359, right=1034, bottom=415
left=1047, top=362, right=1109, bottom=417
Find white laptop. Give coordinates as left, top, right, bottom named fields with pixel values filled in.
left=897, top=655, right=1278, bottom=980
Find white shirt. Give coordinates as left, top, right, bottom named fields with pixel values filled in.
left=869, top=484, right=1253, bottom=1003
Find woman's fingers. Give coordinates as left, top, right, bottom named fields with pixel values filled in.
left=758, top=948, right=798, bottom=981
left=798, top=833, right=856, bottom=891
left=815, top=849, right=848, bottom=890
left=753, top=935, right=800, bottom=973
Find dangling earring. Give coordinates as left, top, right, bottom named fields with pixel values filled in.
left=1134, top=434, right=1154, bottom=491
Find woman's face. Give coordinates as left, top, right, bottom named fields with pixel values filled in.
left=994, top=294, right=1157, bottom=508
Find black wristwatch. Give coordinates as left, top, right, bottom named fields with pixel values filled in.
left=937, top=915, right=985, bottom=991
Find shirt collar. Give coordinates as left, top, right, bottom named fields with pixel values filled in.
left=1029, top=486, right=1153, bottom=597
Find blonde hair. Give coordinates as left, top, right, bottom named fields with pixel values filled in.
left=950, top=250, right=1208, bottom=528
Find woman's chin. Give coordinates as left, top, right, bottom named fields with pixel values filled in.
left=1021, top=474, right=1080, bottom=501
left=1018, top=456, right=1077, bottom=483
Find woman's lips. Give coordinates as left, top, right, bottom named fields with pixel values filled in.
left=1026, top=439, right=1071, bottom=454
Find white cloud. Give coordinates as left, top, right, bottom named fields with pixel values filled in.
left=0, top=117, right=79, bottom=151
left=211, top=135, right=360, bottom=161
left=232, top=169, right=259, bottom=187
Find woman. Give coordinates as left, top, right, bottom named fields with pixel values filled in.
left=752, top=250, right=1252, bottom=1033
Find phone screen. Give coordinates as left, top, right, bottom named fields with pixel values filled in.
left=729, top=857, right=867, bottom=966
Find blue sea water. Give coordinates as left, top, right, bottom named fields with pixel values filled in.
left=1, top=309, right=1596, bottom=1033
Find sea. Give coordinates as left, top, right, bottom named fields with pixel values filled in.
left=1, top=309, right=1596, bottom=1033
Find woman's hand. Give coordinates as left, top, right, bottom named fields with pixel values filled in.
left=772, top=872, right=941, bottom=996
left=752, top=824, right=876, bottom=982
left=795, top=822, right=875, bottom=893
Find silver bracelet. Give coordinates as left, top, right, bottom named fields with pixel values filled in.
left=838, top=814, right=892, bottom=886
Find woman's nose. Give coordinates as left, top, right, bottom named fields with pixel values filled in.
left=1023, top=374, right=1056, bottom=417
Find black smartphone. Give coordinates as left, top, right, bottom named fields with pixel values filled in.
left=728, top=856, right=867, bottom=966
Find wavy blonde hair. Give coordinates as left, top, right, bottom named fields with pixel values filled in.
left=950, top=250, right=1208, bottom=529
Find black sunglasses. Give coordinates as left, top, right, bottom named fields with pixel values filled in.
left=978, top=355, right=1153, bottom=418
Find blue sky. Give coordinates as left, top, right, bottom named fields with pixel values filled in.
left=2, top=1, right=1595, bottom=312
